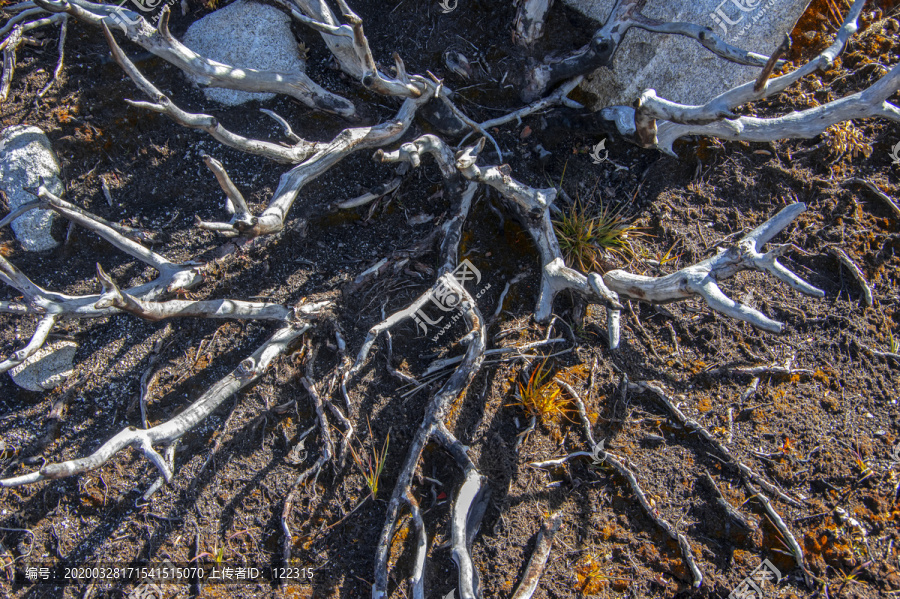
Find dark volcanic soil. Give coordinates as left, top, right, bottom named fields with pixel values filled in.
left=1, top=0, right=900, bottom=598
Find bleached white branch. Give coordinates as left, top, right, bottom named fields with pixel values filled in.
left=0, top=314, right=58, bottom=375
left=272, top=0, right=366, bottom=79
left=648, top=63, right=900, bottom=152
left=828, top=246, right=874, bottom=307
left=627, top=0, right=893, bottom=153
left=1, top=14, right=67, bottom=101
left=202, top=156, right=257, bottom=234
left=94, top=264, right=295, bottom=322
left=513, top=0, right=554, bottom=47
left=1, top=319, right=319, bottom=487
left=205, top=87, right=435, bottom=237
left=523, top=0, right=777, bottom=101
left=510, top=512, right=562, bottom=599
left=33, top=0, right=356, bottom=116
left=367, top=275, right=486, bottom=599
left=603, top=203, right=824, bottom=333
left=101, top=26, right=320, bottom=165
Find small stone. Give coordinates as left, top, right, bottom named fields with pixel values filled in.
left=10, top=340, right=77, bottom=392
left=182, top=0, right=308, bottom=106
left=0, top=125, right=63, bottom=251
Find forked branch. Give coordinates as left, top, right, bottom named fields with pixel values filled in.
left=602, top=203, right=824, bottom=333
left=523, top=0, right=778, bottom=101
left=32, top=0, right=356, bottom=116
left=0, top=316, right=324, bottom=488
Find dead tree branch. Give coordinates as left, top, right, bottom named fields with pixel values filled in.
left=0, top=314, right=57, bottom=375
left=624, top=0, right=899, bottom=153
left=640, top=62, right=900, bottom=151
left=101, top=26, right=321, bottom=165
left=843, top=178, right=900, bottom=218
left=272, top=0, right=367, bottom=79
left=0, top=317, right=322, bottom=487
left=422, top=137, right=624, bottom=347
left=277, top=0, right=426, bottom=97
left=31, top=0, right=356, bottom=116
left=532, top=380, right=703, bottom=588
left=631, top=381, right=804, bottom=507
left=513, top=0, right=554, bottom=47
left=602, top=202, right=824, bottom=333
left=1, top=14, right=67, bottom=102
left=523, top=0, right=777, bottom=101
left=198, top=87, right=435, bottom=237
left=828, top=246, right=874, bottom=307
left=435, top=423, right=489, bottom=599
left=629, top=381, right=810, bottom=583
left=94, top=264, right=297, bottom=322
left=344, top=274, right=486, bottom=599
left=510, top=511, right=562, bottom=599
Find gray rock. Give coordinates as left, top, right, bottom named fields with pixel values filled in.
left=0, top=125, right=63, bottom=252
left=561, top=0, right=811, bottom=109
left=182, top=0, right=307, bottom=106
left=10, top=340, right=77, bottom=392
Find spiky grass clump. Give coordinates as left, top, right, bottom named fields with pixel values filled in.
left=349, top=419, right=390, bottom=498
left=510, top=358, right=572, bottom=425
left=553, top=199, right=641, bottom=273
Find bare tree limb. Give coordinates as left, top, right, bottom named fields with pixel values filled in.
left=31, top=182, right=198, bottom=286
left=33, top=0, right=356, bottom=116
left=0, top=314, right=58, bottom=375
left=203, top=87, right=436, bottom=237
left=645, top=63, right=900, bottom=152
left=35, top=14, right=66, bottom=98
left=532, top=379, right=702, bottom=587
left=513, top=0, right=554, bottom=47
left=602, top=203, right=824, bottom=333
left=624, top=0, right=891, bottom=153
left=523, top=0, right=777, bottom=101
left=94, top=264, right=297, bottom=322
left=435, top=423, right=488, bottom=599
left=451, top=138, right=624, bottom=347
left=1, top=14, right=67, bottom=102
left=843, top=178, right=900, bottom=218
left=510, top=511, right=562, bottom=599
left=1, top=318, right=320, bottom=487
left=101, top=26, right=321, bottom=165
left=405, top=489, right=427, bottom=599
left=469, top=76, right=584, bottom=135
left=630, top=381, right=804, bottom=508
left=828, top=246, right=874, bottom=307
left=359, top=275, right=486, bottom=599
left=202, top=156, right=257, bottom=234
